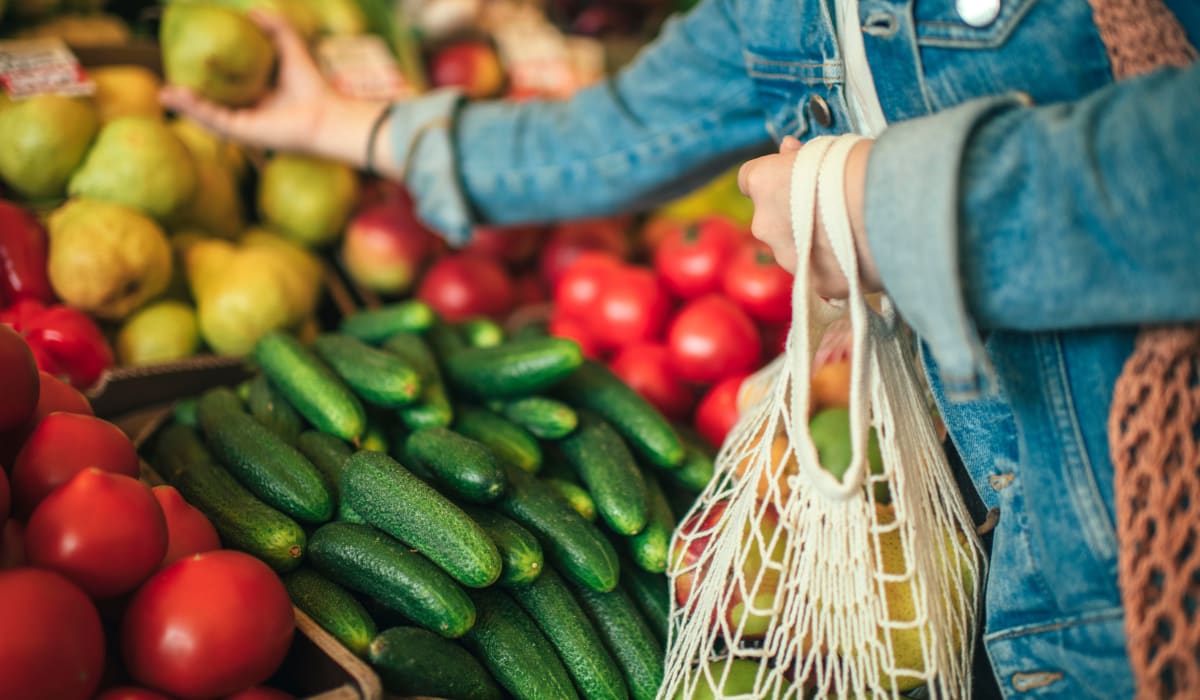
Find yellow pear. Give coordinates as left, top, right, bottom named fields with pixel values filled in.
left=171, top=118, right=248, bottom=180
left=89, top=65, right=162, bottom=122
left=183, top=237, right=237, bottom=301
left=171, top=157, right=244, bottom=239
left=117, top=300, right=200, bottom=366
left=196, top=252, right=292, bottom=356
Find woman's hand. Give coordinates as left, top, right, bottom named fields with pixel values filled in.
left=737, top=135, right=881, bottom=299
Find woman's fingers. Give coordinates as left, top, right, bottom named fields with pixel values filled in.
left=159, top=86, right=240, bottom=137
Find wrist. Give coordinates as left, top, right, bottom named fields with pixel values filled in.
left=307, top=97, right=392, bottom=169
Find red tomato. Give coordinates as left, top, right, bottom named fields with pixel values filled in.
left=95, top=688, right=174, bottom=700
left=1, top=519, right=24, bottom=569
left=694, top=374, right=749, bottom=449
left=465, top=224, right=545, bottom=265
left=152, top=485, right=221, bottom=568
left=590, top=266, right=672, bottom=350
left=512, top=273, right=548, bottom=307
left=608, top=343, right=695, bottom=421
left=225, top=688, right=296, bottom=700
left=553, top=251, right=622, bottom=320
left=666, top=294, right=762, bottom=384
left=122, top=550, right=295, bottom=700
left=0, top=568, right=105, bottom=700
left=0, top=324, right=38, bottom=432
left=417, top=254, right=514, bottom=322
left=653, top=217, right=740, bottom=299
left=539, top=217, right=631, bottom=288
left=548, top=314, right=601, bottom=360
left=11, top=412, right=138, bottom=518
left=25, top=469, right=167, bottom=597
left=0, top=370, right=92, bottom=473
left=722, top=240, right=794, bottom=323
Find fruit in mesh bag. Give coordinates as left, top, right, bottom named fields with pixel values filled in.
left=671, top=498, right=786, bottom=639
left=675, top=656, right=793, bottom=699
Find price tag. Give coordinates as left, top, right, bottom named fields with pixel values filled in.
left=0, top=38, right=94, bottom=99
left=316, top=35, right=415, bottom=101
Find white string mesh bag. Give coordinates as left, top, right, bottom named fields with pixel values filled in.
left=661, top=135, right=986, bottom=699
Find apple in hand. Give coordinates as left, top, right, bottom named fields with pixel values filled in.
left=429, top=40, right=505, bottom=100
left=671, top=498, right=786, bottom=639
left=341, top=198, right=436, bottom=295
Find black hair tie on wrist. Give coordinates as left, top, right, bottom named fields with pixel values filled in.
left=365, top=103, right=396, bottom=177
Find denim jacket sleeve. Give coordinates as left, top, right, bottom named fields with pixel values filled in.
left=386, top=0, right=774, bottom=245
left=864, top=63, right=1200, bottom=399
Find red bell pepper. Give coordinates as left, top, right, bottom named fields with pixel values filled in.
left=0, top=300, right=114, bottom=390
left=0, top=200, right=55, bottom=306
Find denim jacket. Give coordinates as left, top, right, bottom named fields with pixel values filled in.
left=389, top=1, right=1200, bottom=696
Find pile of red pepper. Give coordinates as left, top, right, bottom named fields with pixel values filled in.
left=0, top=201, right=113, bottom=390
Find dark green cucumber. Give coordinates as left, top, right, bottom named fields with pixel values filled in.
left=498, top=464, right=619, bottom=593
left=295, top=431, right=352, bottom=499
left=665, top=427, right=716, bottom=493
left=283, top=567, right=376, bottom=657
left=313, top=334, right=421, bottom=408
left=246, top=374, right=304, bottom=444
left=462, top=506, right=543, bottom=586
left=153, top=423, right=305, bottom=572
left=425, top=320, right=469, bottom=359
left=556, top=360, right=685, bottom=469
left=339, top=300, right=436, bottom=343
left=460, top=317, right=505, bottom=348
left=173, top=398, right=198, bottom=428
left=337, top=498, right=367, bottom=524
left=621, top=563, right=670, bottom=645
left=341, top=451, right=502, bottom=587
left=500, top=396, right=578, bottom=439
left=383, top=332, right=453, bottom=429
left=626, top=472, right=675, bottom=573
left=462, top=588, right=580, bottom=700
left=454, top=405, right=542, bottom=473
left=573, top=584, right=665, bottom=700
left=445, top=337, right=584, bottom=399
left=196, top=388, right=333, bottom=524
left=403, top=427, right=506, bottom=503
left=254, top=331, right=366, bottom=442
left=308, top=522, right=476, bottom=638
left=508, top=568, right=628, bottom=700
left=543, top=479, right=596, bottom=522
left=369, top=626, right=502, bottom=700
left=361, top=413, right=390, bottom=454
left=556, top=410, right=649, bottom=536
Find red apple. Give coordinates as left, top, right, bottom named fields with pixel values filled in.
left=539, top=217, right=632, bottom=288
left=671, top=498, right=785, bottom=639
left=341, top=199, right=436, bottom=295
left=429, top=40, right=505, bottom=100
left=464, top=224, right=546, bottom=265
left=417, top=254, right=514, bottom=321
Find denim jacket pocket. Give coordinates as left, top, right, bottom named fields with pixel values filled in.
left=914, top=0, right=1039, bottom=48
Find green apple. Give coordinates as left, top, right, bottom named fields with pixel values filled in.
left=808, top=407, right=888, bottom=502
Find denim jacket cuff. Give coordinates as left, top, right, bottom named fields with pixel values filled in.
left=388, top=88, right=474, bottom=246
left=863, top=93, right=1028, bottom=401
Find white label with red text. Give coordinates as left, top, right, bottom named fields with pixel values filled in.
left=0, top=39, right=93, bottom=99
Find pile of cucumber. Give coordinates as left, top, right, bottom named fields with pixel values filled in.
left=150, top=301, right=717, bottom=700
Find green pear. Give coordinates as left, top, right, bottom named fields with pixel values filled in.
left=68, top=116, right=198, bottom=220
left=240, top=228, right=323, bottom=322
left=171, top=157, right=244, bottom=239
left=117, top=300, right=200, bottom=366
left=171, top=117, right=247, bottom=180
left=258, top=154, right=358, bottom=247
left=160, top=3, right=276, bottom=107
left=89, top=65, right=163, bottom=123
left=47, top=199, right=173, bottom=320
left=0, top=94, right=98, bottom=200
left=196, top=251, right=292, bottom=355
left=809, top=407, right=887, bottom=502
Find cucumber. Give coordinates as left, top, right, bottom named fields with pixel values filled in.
left=556, top=360, right=684, bottom=469
left=543, top=478, right=596, bottom=522
left=246, top=374, right=304, bottom=445
left=555, top=410, right=649, bottom=536
left=153, top=423, right=305, bottom=572
left=283, top=568, right=376, bottom=657
left=337, top=499, right=367, bottom=524
left=173, top=398, right=198, bottom=428
left=621, top=563, right=670, bottom=645
left=308, top=522, right=476, bottom=638
left=295, top=431, right=352, bottom=499
left=254, top=331, right=366, bottom=442
left=361, top=413, right=390, bottom=454
left=454, top=405, right=542, bottom=473
left=341, top=451, right=502, bottom=588
left=626, top=472, right=675, bottom=573
left=498, top=464, right=619, bottom=593
left=403, top=427, right=506, bottom=504
left=665, top=427, right=716, bottom=493
left=369, top=626, right=502, bottom=700
left=313, top=334, right=421, bottom=408
left=499, top=396, right=578, bottom=439
left=462, top=506, right=543, bottom=586
left=508, top=568, right=628, bottom=700
left=339, top=300, right=436, bottom=343
left=445, top=337, right=584, bottom=399
left=572, top=584, right=665, bottom=700
left=460, top=317, right=505, bottom=348
left=196, top=388, right=333, bottom=524
left=425, top=320, right=469, bottom=358
left=462, top=588, right=580, bottom=700
left=383, top=332, right=453, bottom=429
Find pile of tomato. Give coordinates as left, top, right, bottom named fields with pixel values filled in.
left=0, top=325, right=296, bottom=700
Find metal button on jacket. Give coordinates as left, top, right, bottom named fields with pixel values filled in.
left=957, top=0, right=1001, bottom=27
left=808, top=95, right=833, bottom=127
